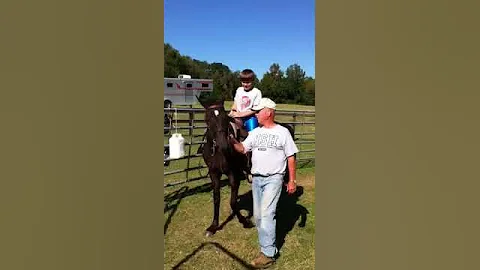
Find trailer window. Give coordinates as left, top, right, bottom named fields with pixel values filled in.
left=166, top=83, right=173, bottom=87
left=202, top=83, right=209, bottom=88
left=186, top=83, right=192, bottom=88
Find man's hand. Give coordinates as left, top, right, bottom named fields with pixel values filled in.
left=228, top=134, right=238, bottom=144
left=286, top=180, right=297, bottom=194
left=229, top=134, right=245, bottom=154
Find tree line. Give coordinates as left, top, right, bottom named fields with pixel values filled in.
left=165, top=43, right=315, bottom=105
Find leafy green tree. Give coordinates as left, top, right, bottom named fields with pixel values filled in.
left=260, top=63, right=289, bottom=103
left=304, top=77, right=315, bottom=105
left=285, top=64, right=307, bottom=103
left=164, top=43, right=314, bottom=106
left=164, top=43, right=181, bottom=77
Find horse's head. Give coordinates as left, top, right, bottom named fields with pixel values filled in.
left=197, top=95, right=233, bottom=155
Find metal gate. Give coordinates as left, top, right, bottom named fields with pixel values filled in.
left=163, top=107, right=315, bottom=187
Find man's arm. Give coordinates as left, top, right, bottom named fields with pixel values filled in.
left=286, top=155, right=297, bottom=194
left=229, top=134, right=246, bottom=154
left=287, top=155, right=296, bottom=183
left=284, top=120, right=299, bottom=196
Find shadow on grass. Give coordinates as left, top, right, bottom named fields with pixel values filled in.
left=223, top=185, right=309, bottom=253
left=164, top=186, right=189, bottom=235
left=164, top=169, right=310, bottom=239
left=171, top=241, right=256, bottom=270
left=164, top=173, right=251, bottom=235
left=165, top=177, right=229, bottom=204
left=167, top=187, right=308, bottom=269
left=276, top=186, right=309, bottom=251
left=216, top=190, right=255, bottom=232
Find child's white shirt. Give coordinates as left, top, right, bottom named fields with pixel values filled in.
left=234, top=87, right=262, bottom=112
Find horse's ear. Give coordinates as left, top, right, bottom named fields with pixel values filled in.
left=214, top=97, right=225, bottom=108
left=196, top=94, right=207, bottom=108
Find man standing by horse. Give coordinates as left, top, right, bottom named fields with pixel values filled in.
left=229, top=97, right=299, bottom=268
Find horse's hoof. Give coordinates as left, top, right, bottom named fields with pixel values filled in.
left=243, top=220, right=255, bottom=229
left=205, top=225, right=217, bottom=237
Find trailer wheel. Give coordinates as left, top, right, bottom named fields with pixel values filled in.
left=164, top=146, right=170, bottom=166
left=164, top=100, right=173, bottom=135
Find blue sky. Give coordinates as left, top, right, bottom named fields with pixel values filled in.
left=164, top=0, right=315, bottom=78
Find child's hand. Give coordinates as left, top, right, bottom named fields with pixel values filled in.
left=228, top=111, right=237, bottom=117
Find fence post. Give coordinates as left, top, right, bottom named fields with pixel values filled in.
left=292, top=112, right=297, bottom=140
left=301, top=111, right=306, bottom=160
left=185, top=105, right=194, bottom=181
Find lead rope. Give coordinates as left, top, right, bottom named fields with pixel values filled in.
left=211, top=139, right=216, bottom=156
left=174, top=108, right=178, bottom=134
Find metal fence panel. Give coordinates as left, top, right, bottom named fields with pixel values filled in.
left=164, top=107, right=315, bottom=187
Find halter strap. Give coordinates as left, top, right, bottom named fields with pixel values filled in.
left=207, top=104, right=224, bottom=109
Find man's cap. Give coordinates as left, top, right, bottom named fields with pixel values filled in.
left=252, top=98, right=276, bottom=111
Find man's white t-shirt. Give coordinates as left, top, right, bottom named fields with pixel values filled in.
left=241, top=124, right=299, bottom=176
left=234, top=87, right=262, bottom=112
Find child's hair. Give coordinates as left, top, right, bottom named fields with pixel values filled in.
left=239, top=69, right=256, bottom=81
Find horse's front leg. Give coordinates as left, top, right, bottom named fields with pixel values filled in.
left=245, top=152, right=253, bottom=183
left=228, top=172, right=254, bottom=228
left=206, top=171, right=221, bottom=237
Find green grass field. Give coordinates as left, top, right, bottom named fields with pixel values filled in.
left=164, top=102, right=315, bottom=187
left=164, top=167, right=315, bottom=269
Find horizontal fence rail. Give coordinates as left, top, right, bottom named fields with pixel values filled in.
left=164, top=106, right=315, bottom=187
left=165, top=107, right=316, bottom=115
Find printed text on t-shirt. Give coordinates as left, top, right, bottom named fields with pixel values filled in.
left=253, top=133, right=281, bottom=149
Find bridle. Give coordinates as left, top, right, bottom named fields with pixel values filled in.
left=205, top=104, right=231, bottom=156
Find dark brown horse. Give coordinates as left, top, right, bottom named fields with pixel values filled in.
left=198, top=97, right=254, bottom=237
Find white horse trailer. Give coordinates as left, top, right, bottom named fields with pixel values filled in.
left=163, top=75, right=214, bottom=108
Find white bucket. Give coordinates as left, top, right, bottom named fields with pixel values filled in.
left=168, top=133, right=185, bottom=159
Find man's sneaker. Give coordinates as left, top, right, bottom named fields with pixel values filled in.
left=251, top=252, right=275, bottom=268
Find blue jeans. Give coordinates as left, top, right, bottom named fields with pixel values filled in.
left=252, top=174, right=284, bottom=258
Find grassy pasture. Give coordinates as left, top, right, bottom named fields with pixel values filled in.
left=164, top=167, right=315, bottom=269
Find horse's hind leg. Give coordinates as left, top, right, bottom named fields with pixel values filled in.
left=206, top=171, right=221, bottom=237
left=228, top=173, right=254, bottom=228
